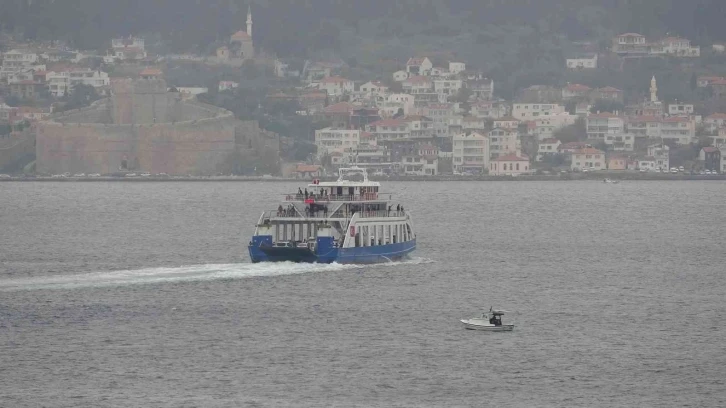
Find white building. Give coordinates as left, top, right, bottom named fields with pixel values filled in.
left=315, top=128, right=361, bottom=155
left=647, top=143, right=670, bottom=170
left=703, top=113, right=726, bottom=132
left=392, top=70, right=409, bottom=82
left=318, top=76, right=354, bottom=97
left=406, top=57, right=433, bottom=76
left=462, top=116, right=487, bottom=133
left=492, top=117, right=520, bottom=131
left=626, top=116, right=662, bottom=138
left=359, top=81, right=389, bottom=97
left=2, top=50, right=38, bottom=68
left=586, top=112, right=624, bottom=139
left=571, top=148, right=606, bottom=171
left=453, top=132, right=489, bottom=173
left=603, top=133, right=635, bottom=151
left=659, top=37, right=700, bottom=57
left=401, top=144, right=439, bottom=176
left=511, top=103, right=566, bottom=120
left=366, top=118, right=410, bottom=141
left=470, top=100, right=507, bottom=119
left=668, top=103, right=694, bottom=117
left=433, top=79, right=463, bottom=102
left=402, top=76, right=434, bottom=95
left=488, top=128, right=520, bottom=158
left=660, top=117, right=695, bottom=145
left=468, top=79, right=495, bottom=101
left=378, top=93, right=415, bottom=117
left=531, top=113, right=577, bottom=140
left=218, top=81, right=239, bottom=92
left=566, top=54, right=598, bottom=69
left=68, top=69, right=110, bottom=88
left=536, top=138, right=562, bottom=161
left=448, top=62, right=466, bottom=75
left=424, top=103, right=457, bottom=138
left=490, top=154, right=531, bottom=176
left=111, top=37, right=147, bottom=60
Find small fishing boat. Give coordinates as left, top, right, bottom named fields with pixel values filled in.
left=461, top=307, right=514, bottom=331
left=603, top=178, right=620, bottom=184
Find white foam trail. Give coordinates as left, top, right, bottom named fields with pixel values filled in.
left=0, top=257, right=434, bottom=292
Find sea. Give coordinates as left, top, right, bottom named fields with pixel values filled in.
left=1, top=180, right=725, bottom=407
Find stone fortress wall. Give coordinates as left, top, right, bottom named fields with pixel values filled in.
left=35, top=78, right=274, bottom=175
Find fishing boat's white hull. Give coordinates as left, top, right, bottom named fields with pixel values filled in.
left=460, top=319, right=514, bottom=331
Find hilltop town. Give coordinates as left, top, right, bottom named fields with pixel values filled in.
left=3, top=10, right=726, bottom=178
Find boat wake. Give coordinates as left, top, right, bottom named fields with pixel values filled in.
left=0, top=257, right=435, bottom=292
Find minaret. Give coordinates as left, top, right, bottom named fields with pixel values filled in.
left=246, top=5, right=253, bottom=38
left=650, top=75, right=658, bottom=103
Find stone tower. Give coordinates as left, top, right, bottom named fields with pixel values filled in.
left=650, top=75, right=658, bottom=103
left=247, top=5, right=253, bottom=37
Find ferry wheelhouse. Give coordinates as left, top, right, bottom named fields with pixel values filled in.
left=248, top=166, right=416, bottom=263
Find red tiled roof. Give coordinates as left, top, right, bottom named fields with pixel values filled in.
left=403, top=115, right=431, bottom=122
left=661, top=117, right=689, bottom=123
left=493, top=154, right=529, bottom=162
left=295, top=164, right=321, bottom=173
left=589, top=112, right=619, bottom=118
left=406, top=57, right=428, bottom=65
left=573, top=148, right=604, bottom=155
left=711, top=79, right=726, bottom=86
left=598, top=86, right=622, bottom=92
left=618, top=33, right=644, bottom=37
left=320, top=76, right=351, bottom=84
left=140, top=67, right=162, bottom=76
left=323, top=102, right=353, bottom=114
left=628, top=115, right=661, bottom=122
left=702, top=146, right=720, bottom=153
left=565, top=83, right=591, bottom=92
left=230, top=30, right=251, bottom=40
left=404, top=75, right=431, bottom=84
left=559, top=142, right=588, bottom=150
left=368, top=118, right=406, bottom=127
left=706, top=113, right=726, bottom=120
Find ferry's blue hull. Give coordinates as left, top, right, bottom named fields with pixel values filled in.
left=248, top=239, right=416, bottom=264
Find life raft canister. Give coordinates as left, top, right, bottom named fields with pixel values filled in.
left=350, top=225, right=356, bottom=237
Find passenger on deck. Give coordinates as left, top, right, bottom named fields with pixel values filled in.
left=396, top=204, right=400, bottom=212
left=277, top=205, right=283, bottom=216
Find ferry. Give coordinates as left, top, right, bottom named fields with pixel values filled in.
left=248, top=166, right=416, bottom=263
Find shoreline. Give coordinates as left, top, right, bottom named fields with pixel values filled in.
left=2, top=173, right=725, bottom=182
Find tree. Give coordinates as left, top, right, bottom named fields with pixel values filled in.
left=690, top=72, right=698, bottom=91
left=59, top=84, right=100, bottom=112
left=553, top=118, right=586, bottom=143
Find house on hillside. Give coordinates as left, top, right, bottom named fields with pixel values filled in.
left=292, top=164, right=322, bottom=179
left=571, top=148, right=605, bottom=171
left=536, top=138, right=562, bottom=162
left=489, top=154, right=530, bottom=176
left=406, top=57, right=433, bottom=76
left=562, top=83, right=592, bottom=100
left=566, top=54, right=598, bottom=69
left=699, top=147, right=721, bottom=171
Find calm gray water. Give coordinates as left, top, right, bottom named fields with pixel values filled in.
left=1, top=180, right=725, bottom=407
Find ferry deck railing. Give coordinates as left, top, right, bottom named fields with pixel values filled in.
left=284, top=193, right=391, bottom=202
left=264, top=209, right=406, bottom=220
